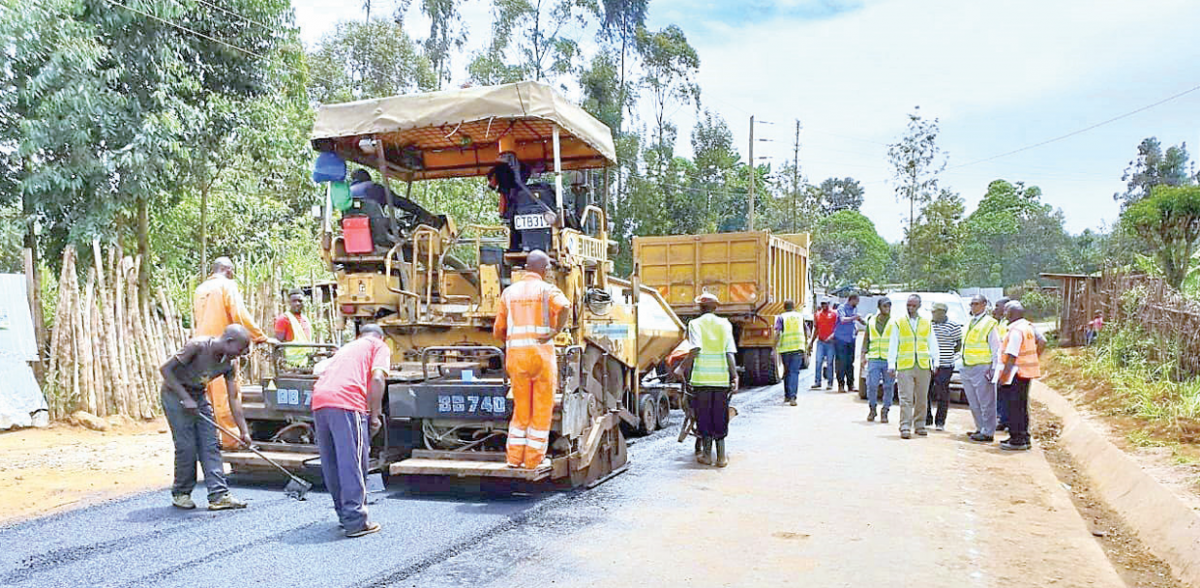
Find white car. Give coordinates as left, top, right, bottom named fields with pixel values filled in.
left=854, top=292, right=969, bottom=404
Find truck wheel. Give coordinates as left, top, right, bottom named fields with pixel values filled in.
left=656, top=393, right=671, bottom=429
left=744, top=348, right=780, bottom=387
left=638, top=395, right=658, bottom=435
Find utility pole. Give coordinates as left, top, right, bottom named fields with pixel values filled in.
left=748, top=115, right=755, bottom=231
left=792, top=119, right=801, bottom=234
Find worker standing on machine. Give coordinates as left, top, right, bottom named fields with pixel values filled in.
left=683, top=292, right=739, bottom=468
left=493, top=250, right=571, bottom=470
left=274, top=289, right=313, bottom=367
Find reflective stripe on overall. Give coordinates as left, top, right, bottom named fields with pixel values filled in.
left=865, top=314, right=892, bottom=361
left=962, top=314, right=998, bottom=367
left=690, top=314, right=732, bottom=387
left=777, top=311, right=804, bottom=354
left=895, top=316, right=932, bottom=370
left=501, top=275, right=558, bottom=469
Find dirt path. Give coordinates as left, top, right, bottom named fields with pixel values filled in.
left=0, top=419, right=173, bottom=524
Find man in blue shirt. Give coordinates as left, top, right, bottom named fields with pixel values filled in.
left=833, top=294, right=865, bottom=393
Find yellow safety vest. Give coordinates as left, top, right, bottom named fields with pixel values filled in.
left=895, top=316, right=932, bottom=370
left=865, top=314, right=892, bottom=361
left=777, top=311, right=804, bottom=354
left=962, top=314, right=998, bottom=367
left=689, top=313, right=733, bottom=387
left=997, top=317, right=1009, bottom=340
left=283, top=312, right=312, bottom=366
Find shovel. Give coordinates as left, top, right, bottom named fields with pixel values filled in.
left=197, top=412, right=313, bottom=501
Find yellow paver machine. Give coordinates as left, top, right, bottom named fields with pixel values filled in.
left=232, top=82, right=684, bottom=490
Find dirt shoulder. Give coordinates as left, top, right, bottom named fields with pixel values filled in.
left=0, top=418, right=173, bottom=525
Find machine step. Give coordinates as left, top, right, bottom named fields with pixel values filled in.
left=390, top=457, right=553, bottom=480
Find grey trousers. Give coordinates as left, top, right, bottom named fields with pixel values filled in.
left=896, top=369, right=932, bottom=434
left=962, top=364, right=997, bottom=436
left=315, top=407, right=371, bottom=533
left=160, top=389, right=229, bottom=500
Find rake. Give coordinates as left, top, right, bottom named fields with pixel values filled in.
left=197, top=412, right=314, bottom=500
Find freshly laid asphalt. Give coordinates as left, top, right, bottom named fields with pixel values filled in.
left=0, top=364, right=1126, bottom=587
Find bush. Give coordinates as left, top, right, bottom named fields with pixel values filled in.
left=1005, top=280, right=1060, bottom=320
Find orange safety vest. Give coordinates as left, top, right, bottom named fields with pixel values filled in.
left=1005, top=320, right=1041, bottom=379
left=499, top=274, right=563, bottom=350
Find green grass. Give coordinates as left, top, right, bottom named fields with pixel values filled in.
left=1081, top=322, right=1200, bottom=424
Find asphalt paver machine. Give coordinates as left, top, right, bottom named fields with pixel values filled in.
left=230, top=82, right=684, bottom=489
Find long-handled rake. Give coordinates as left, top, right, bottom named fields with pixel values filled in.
left=197, top=412, right=313, bottom=500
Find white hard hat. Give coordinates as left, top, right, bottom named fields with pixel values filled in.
left=695, top=291, right=720, bottom=304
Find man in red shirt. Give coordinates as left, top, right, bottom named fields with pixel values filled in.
left=310, top=324, right=390, bottom=538
left=274, top=290, right=313, bottom=366
left=809, top=300, right=837, bottom=390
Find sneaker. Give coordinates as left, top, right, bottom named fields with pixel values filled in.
left=969, top=433, right=994, bottom=443
left=935, top=424, right=945, bottom=432
left=810, top=383, right=823, bottom=390
left=997, top=424, right=1009, bottom=433
left=965, top=430, right=979, bottom=438
left=825, top=384, right=833, bottom=391
left=867, top=407, right=877, bottom=422
left=346, top=522, right=382, bottom=538
left=171, top=494, right=196, bottom=510
left=788, top=399, right=797, bottom=406
left=900, top=430, right=912, bottom=439
left=916, top=429, right=929, bottom=437
left=1000, top=440, right=1031, bottom=451
left=207, top=494, right=248, bottom=511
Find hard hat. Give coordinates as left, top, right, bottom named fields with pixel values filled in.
left=695, top=291, right=720, bottom=304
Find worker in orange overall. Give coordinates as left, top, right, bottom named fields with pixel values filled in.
left=193, top=257, right=270, bottom=448
left=492, top=250, right=570, bottom=470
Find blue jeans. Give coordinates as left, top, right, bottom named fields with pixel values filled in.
left=813, top=340, right=834, bottom=387
left=781, top=351, right=803, bottom=400
left=865, top=359, right=894, bottom=411
left=160, top=389, right=229, bottom=500
left=834, top=339, right=855, bottom=388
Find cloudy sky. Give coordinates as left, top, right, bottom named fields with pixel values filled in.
left=291, top=0, right=1200, bottom=241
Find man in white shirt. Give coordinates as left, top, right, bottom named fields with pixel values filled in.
left=888, top=295, right=940, bottom=439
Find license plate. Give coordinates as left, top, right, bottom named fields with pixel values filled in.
left=264, top=378, right=314, bottom=412
left=514, top=213, right=550, bottom=230
left=436, top=393, right=509, bottom=417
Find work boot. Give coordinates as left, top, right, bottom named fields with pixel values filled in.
left=810, top=383, right=822, bottom=390
left=207, top=494, right=248, bottom=511
left=867, top=407, right=877, bottom=422
left=715, top=439, right=728, bottom=468
left=788, top=398, right=797, bottom=406
left=881, top=409, right=889, bottom=424
left=171, top=494, right=196, bottom=510
left=697, top=439, right=713, bottom=465
left=694, top=438, right=704, bottom=460
left=837, top=382, right=845, bottom=393
left=345, top=521, right=382, bottom=538
left=825, top=384, right=832, bottom=391
left=900, top=430, right=912, bottom=439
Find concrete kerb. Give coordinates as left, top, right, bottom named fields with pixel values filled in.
left=1032, top=380, right=1200, bottom=586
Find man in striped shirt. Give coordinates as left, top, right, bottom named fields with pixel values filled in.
left=926, top=302, right=962, bottom=431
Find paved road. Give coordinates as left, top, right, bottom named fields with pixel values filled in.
left=0, top=365, right=1123, bottom=588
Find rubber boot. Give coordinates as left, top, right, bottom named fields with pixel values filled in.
left=694, top=438, right=703, bottom=460
left=715, top=439, right=728, bottom=468
left=697, top=438, right=713, bottom=465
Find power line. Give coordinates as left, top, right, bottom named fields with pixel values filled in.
left=949, top=81, right=1200, bottom=170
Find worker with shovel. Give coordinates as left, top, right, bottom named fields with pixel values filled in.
left=682, top=292, right=738, bottom=467
left=160, top=324, right=254, bottom=511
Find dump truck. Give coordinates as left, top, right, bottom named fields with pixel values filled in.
left=632, top=231, right=811, bottom=387
left=227, top=81, right=685, bottom=489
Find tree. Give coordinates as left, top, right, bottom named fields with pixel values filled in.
left=1123, top=185, right=1200, bottom=289
left=597, top=0, right=648, bottom=131
left=813, top=177, right=864, bottom=215
left=810, top=211, right=889, bottom=289
left=469, top=0, right=598, bottom=86
left=636, top=25, right=700, bottom=161
left=908, top=189, right=965, bottom=291
left=418, top=0, right=468, bottom=88
left=960, top=179, right=1070, bottom=287
left=1115, top=137, right=1192, bottom=208
left=308, top=18, right=436, bottom=104
left=887, top=108, right=945, bottom=245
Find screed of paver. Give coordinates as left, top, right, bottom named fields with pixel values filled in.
left=528, top=390, right=1127, bottom=588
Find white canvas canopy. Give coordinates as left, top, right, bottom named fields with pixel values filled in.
left=0, top=274, right=48, bottom=429
left=312, top=81, right=616, bottom=180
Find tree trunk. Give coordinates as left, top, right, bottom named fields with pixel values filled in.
left=137, top=193, right=150, bottom=306
left=200, top=173, right=209, bottom=278
left=22, top=190, right=46, bottom=373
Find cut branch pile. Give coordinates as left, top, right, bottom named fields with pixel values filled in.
left=43, top=243, right=189, bottom=420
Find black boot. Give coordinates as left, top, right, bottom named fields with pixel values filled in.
left=715, top=439, right=728, bottom=468
left=868, top=406, right=877, bottom=422
left=881, top=408, right=889, bottom=424
left=697, top=438, right=713, bottom=465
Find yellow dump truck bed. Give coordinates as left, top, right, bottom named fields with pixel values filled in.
left=633, top=231, right=810, bottom=318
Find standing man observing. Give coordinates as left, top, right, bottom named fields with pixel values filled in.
left=962, top=295, right=1002, bottom=442
left=159, top=324, right=253, bottom=511
left=493, top=250, right=570, bottom=470
left=992, top=297, right=1011, bottom=432
left=833, top=294, right=865, bottom=393
left=274, top=289, right=313, bottom=367
left=996, top=301, right=1041, bottom=451
left=310, top=324, right=389, bottom=538
left=775, top=299, right=805, bottom=406
left=859, top=298, right=895, bottom=423
left=684, top=292, right=738, bottom=467
left=809, top=300, right=837, bottom=390
left=888, top=295, right=939, bottom=439
left=193, top=257, right=270, bottom=448
left=927, top=302, right=962, bottom=431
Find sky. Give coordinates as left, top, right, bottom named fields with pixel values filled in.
left=290, top=0, right=1200, bottom=242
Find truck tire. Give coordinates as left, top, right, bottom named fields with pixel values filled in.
left=656, top=393, right=671, bottom=429
left=638, top=395, right=658, bottom=435
left=743, top=348, right=780, bottom=387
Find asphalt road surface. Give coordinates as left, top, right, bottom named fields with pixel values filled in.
left=0, top=364, right=1125, bottom=588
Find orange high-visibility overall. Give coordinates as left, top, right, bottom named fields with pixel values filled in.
left=193, top=275, right=267, bottom=448
left=493, top=272, right=569, bottom=469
